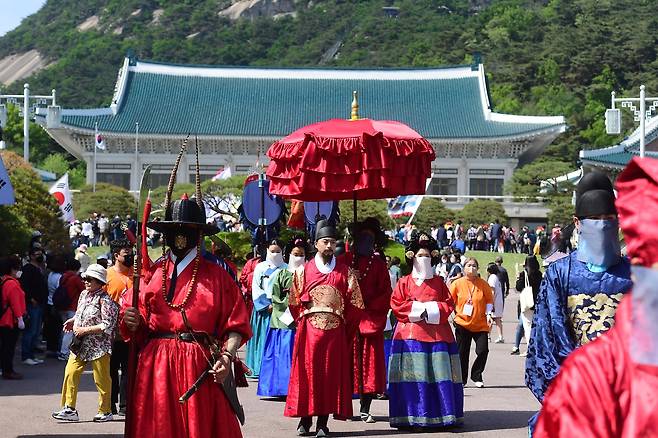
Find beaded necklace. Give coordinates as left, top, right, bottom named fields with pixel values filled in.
left=353, top=254, right=375, bottom=281
left=161, top=239, right=201, bottom=311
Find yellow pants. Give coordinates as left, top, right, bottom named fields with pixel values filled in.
left=61, top=353, right=112, bottom=414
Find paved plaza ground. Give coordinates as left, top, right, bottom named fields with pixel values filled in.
left=0, top=294, right=538, bottom=438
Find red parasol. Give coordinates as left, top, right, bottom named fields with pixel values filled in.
left=266, top=96, right=435, bottom=201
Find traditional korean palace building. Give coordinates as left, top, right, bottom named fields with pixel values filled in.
left=581, top=115, right=658, bottom=175
left=37, top=54, right=566, bottom=222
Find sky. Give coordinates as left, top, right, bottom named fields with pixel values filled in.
left=0, top=0, right=47, bottom=37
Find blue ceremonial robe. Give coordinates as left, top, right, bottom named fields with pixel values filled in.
left=246, top=261, right=285, bottom=378
left=525, top=251, right=632, bottom=431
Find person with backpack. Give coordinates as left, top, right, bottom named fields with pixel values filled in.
left=56, top=258, right=85, bottom=361
left=0, top=255, right=27, bottom=379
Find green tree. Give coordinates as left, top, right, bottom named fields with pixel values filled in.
left=457, top=199, right=508, bottom=225
left=0, top=206, right=32, bottom=255
left=409, top=198, right=454, bottom=231
left=337, top=199, right=394, bottom=234
left=73, top=183, right=137, bottom=219
left=505, top=160, right=575, bottom=199
left=39, top=153, right=70, bottom=177
left=0, top=150, right=69, bottom=253
left=547, top=196, right=574, bottom=228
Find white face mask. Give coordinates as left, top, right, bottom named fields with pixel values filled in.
left=15, top=270, right=22, bottom=279
left=412, top=256, right=434, bottom=280
left=288, top=255, right=306, bottom=271
left=266, top=250, right=285, bottom=268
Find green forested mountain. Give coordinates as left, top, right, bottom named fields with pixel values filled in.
left=1, top=0, right=657, bottom=166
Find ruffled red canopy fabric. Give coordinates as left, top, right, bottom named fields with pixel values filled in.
left=615, top=157, right=658, bottom=266
left=266, top=118, right=435, bottom=201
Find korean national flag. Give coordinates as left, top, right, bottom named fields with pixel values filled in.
left=49, top=174, right=75, bottom=223
left=0, top=154, right=15, bottom=206
left=95, top=126, right=106, bottom=150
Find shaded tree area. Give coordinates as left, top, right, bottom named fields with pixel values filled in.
left=0, top=150, right=69, bottom=254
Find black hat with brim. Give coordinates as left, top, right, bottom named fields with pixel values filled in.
left=147, top=197, right=219, bottom=235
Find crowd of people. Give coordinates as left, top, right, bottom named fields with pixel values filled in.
left=68, top=213, right=137, bottom=249
left=393, top=220, right=561, bottom=256
left=0, top=235, right=138, bottom=422
left=3, top=160, right=658, bottom=437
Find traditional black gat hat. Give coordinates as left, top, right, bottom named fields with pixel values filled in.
left=147, top=137, right=219, bottom=236
left=575, top=170, right=617, bottom=218
left=148, top=194, right=218, bottom=235
left=315, top=219, right=337, bottom=241
left=349, top=217, right=387, bottom=248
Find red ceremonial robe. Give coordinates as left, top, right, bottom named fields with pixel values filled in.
left=535, top=296, right=658, bottom=437
left=285, top=256, right=364, bottom=419
left=239, top=257, right=259, bottom=315
left=120, top=250, right=252, bottom=438
left=390, top=275, right=455, bottom=342
left=339, top=253, right=392, bottom=394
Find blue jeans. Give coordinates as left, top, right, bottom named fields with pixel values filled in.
left=21, top=303, right=43, bottom=360
left=514, top=319, right=524, bottom=349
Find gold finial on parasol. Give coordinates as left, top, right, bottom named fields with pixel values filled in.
left=350, top=90, right=359, bottom=121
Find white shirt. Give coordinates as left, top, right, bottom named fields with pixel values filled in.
left=81, top=222, right=94, bottom=237
left=168, top=247, right=198, bottom=277
left=98, top=217, right=109, bottom=232
left=314, top=253, right=336, bottom=274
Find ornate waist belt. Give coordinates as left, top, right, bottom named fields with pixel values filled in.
left=302, top=306, right=344, bottom=319
left=149, top=332, right=209, bottom=344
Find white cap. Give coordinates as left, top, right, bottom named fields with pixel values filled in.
left=82, top=264, right=107, bottom=284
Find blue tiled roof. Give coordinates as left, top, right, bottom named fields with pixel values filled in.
left=581, top=115, right=658, bottom=168
left=60, top=59, right=565, bottom=139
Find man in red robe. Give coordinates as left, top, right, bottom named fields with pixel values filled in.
left=339, top=217, right=392, bottom=423
left=121, top=195, right=252, bottom=438
left=535, top=157, right=658, bottom=437
left=285, top=219, right=364, bottom=438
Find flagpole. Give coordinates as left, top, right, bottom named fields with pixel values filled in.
left=93, top=121, right=97, bottom=192
left=135, top=121, right=139, bottom=190
left=406, top=173, right=433, bottom=225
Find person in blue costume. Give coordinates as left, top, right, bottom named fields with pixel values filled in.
left=257, top=236, right=309, bottom=397
left=246, top=239, right=287, bottom=379
left=525, top=171, right=633, bottom=433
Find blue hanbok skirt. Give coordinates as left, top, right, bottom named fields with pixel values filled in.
left=257, top=328, right=295, bottom=397
left=245, top=309, right=271, bottom=378
left=388, top=339, right=464, bottom=428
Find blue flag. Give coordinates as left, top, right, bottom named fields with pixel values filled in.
left=0, top=155, right=15, bottom=206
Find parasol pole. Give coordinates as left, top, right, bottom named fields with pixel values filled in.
left=350, top=91, right=364, bottom=396
left=258, top=166, right=266, bottom=246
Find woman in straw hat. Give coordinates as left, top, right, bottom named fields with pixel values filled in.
left=52, top=263, right=118, bottom=423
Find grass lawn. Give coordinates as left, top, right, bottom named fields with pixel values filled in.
left=385, top=241, right=530, bottom=278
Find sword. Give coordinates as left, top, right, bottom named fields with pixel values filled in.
left=178, top=362, right=246, bottom=426
left=178, top=310, right=246, bottom=425
left=124, top=165, right=152, bottom=438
